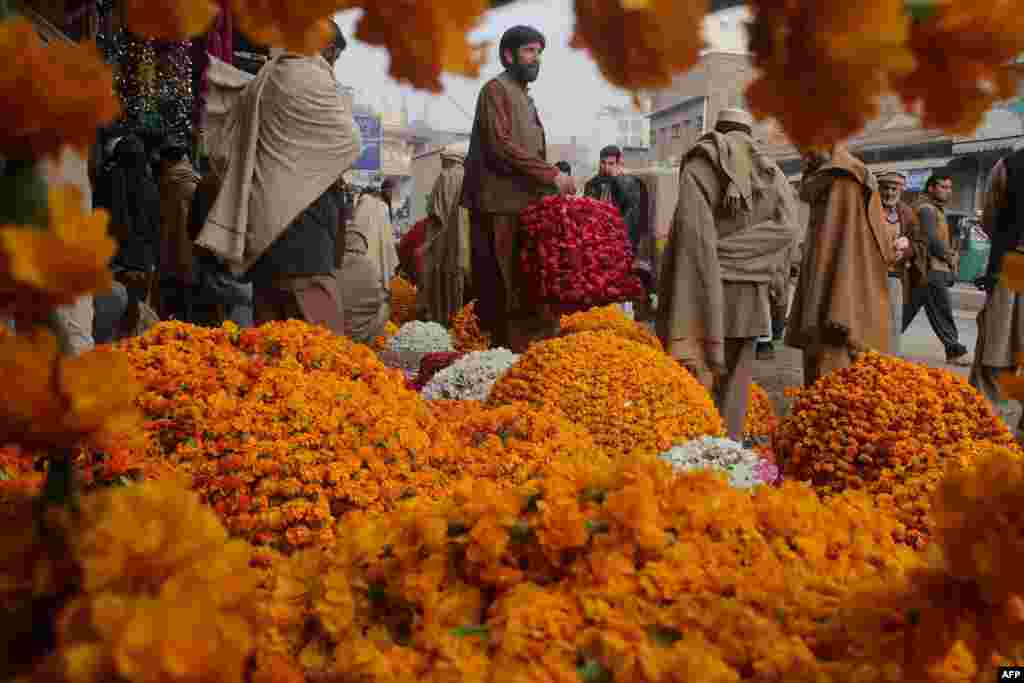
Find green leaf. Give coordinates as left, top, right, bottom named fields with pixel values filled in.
left=907, top=608, right=921, bottom=625
left=577, top=659, right=613, bottom=683
left=0, top=160, right=49, bottom=228
left=646, top=625, right=683, bottom=646
left=905, top=0, right=940, bottom=21
left=367, top=585, right=387, bottom=603
left=580, top=488, right=606, bottom=505
left=523, top=491, right=542, bottom=513
left=447, top=521, right=470, bottom=537
left=451, top=625, right=489, bottom=638
left=585, top=520, right=610, bottom=534
left=508, top=521, right=535, bottom=544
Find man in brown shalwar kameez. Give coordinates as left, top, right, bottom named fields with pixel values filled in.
left=419, top=141, right=472, bottom=323
left=155, top=139, right=200, bottom=320
left=459, top=25, right=577, bottom=352
left=970, top=145, right=1024, bottom=436
left=656, top=109, right=800, bottom=441
left=786, top=146, right=900, bottom=385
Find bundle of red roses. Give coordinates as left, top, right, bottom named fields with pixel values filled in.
left=519, top=195, right=644, bottom=306
left=411, top=351, right=465, bottom=390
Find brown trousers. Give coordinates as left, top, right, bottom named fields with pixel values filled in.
left=670, top=337, right=757, bottom=441
left=470, top=211, right=558, bottom=353
left=802, top=344, right=855, bottom=386
left=253, top=273, right=345, bottom=335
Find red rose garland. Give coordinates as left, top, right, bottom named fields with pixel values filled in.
left=519, top=195, right=644, bottom=306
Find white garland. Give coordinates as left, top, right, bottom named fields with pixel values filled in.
left=422, top=349, right=519, bottom=402
left=385, top=321, right=455, bottom=374
left=658, top=436, right=776, bottom=489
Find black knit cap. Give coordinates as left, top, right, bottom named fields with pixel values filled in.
left=498, top=25, right=546, bottom=68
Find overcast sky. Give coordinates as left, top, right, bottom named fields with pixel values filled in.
left=333, top=2, right=749, bottom=143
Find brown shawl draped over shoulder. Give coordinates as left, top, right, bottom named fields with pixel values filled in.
left=420, top=162, right=471, bottom=323
left=656, top=130, right=800, bottom=366
left=159, top=159, right=200, bottom=285
left=786, top=146, right=895, bottom=353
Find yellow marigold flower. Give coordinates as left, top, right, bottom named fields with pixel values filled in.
left=30, top=482, right=264, bottom=683
left=488, top=330, right=722, bottom=456
left=0, top=328, right=140, bottom=449
left=450, top=300, right=490, bottom=352
left=893, top=1, right=1024, bottom=135
left=0, top=186, right=116, bottom=316
left=124, top=0, right=218, bottom=40
left=775, top=352, right=1019, bottom=547
left=351, top=0, right=489, bottom=92
left=0, top=19, right=120, bottom=158
left=559, top=304, right=662, bottom=350
left=746, top=0, right=914, bottom=149
left=571, top=0, right=707, bottom=92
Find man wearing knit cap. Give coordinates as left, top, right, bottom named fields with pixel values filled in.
left=875, top=170, right=915, bottom=355
left=657, top=108, right=800, bottom=440
left=460, top=25, right=577, bottom=352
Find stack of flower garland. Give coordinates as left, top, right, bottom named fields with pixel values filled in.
left=388, top=275, right=417, bottom=326
left=421, top=348, right=519, bottom=402
left=489, top=330, right=723, bottom=456
left=745, top=382, right=778, bottom=440
left=774, top=352, right=1022, bottom=547
left=450, top=300, right=491, bottom=352
left=559, top=303, right=662, bottom=349
left=659, top=436, right=779, bottom=488
left=383, top=320, right=455, bottom=376
left=255, top=454, right=920, bottom=681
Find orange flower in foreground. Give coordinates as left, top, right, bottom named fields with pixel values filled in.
left=0, top=19, right=120, bottom=158
left=570, top=0, right=706, bottom=91
left=746, top=0, right=914, bottom=149
left=0, top=186, right=116, bottom=315
left=744, top=382, right=778, bottom=440
left=124, top=0, right=219, bottom=39
left=893, top=2, right=1024, bottom=134
left=0, top=328, right=141, bottom=449
left=353, top=0, right=489, bottom=92
left=450, top=300, right=490, bottom=352
left=559, top=304, right=662, bottom=350
left=225, top=0, right=335, bottom=54
left=389, top=275, right=417, bottom=326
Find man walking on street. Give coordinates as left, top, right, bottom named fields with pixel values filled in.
left=786, top=146, right=903, bottom=385
left=459, top=25, right=577, bottom=352
left=902, top=173, right=971, bottom=365
left=876, top=171, right=916, bottom=355
left=656, top=109, right=800, bottom=441
left=197, top=21, right=360, bottom=334
left=971, top=146, right=1024, bottom=436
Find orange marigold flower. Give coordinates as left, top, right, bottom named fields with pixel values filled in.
left=351, top=0, right=489, bottom=92
left=892, top=2, right=1024, bottom=135
left=488, top=330, right=722, bottom=456
left=371, top=320, right=400, bottom=352
left=559, top=304, right=662, bottom=350
left=0, top=19, right=120, bottom=158
left=746, top=0, right=914, bottom=150
left=124, top=0, right=218, bottom=39
left=570, top=0, right=706, bottom=92
left=0, top=328, right=140, bottom=449
left=0, top=185, right=116, bottom=316
left=774, top=352, right=1019, bottom=547
left=450, top=300, right=491, bottom=352
left=389, top=275, right=418, bottom=326
left=744, top=381, right=778, bottom=440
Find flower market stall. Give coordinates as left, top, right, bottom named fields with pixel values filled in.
left=6, top=0, right=1024, bottom=681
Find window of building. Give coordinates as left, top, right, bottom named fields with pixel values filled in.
left=695, top=115, right=704, bottom=131
left=672, top=124, right=681, bottom=138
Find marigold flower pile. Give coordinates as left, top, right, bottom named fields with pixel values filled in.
left=489, top=330, right=722, bottom=456
left=450, top=300, right=491, bottom=352
left=558, top=303, right=663, bottom=350
left=745, top=382, right=778, bottom=440
left=257, top=453, right=919, bottom=681
left=372, top=320, right=399, bottom=351
left=774, top=352, right=1020, bottom=547
left=389, top=275, right=418, bottom=326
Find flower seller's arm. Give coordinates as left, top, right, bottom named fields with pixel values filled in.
left=477, top=81, right=558, bottom=187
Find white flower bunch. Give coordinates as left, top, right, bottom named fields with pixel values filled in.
left=385, top=321, right=455, bottom=374
left=658, top=436, right=777, bottom=489
left=422, top=349, right=519, bottom=402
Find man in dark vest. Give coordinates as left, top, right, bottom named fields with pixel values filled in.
left=971, top=145, right=1024, bottom=435
left=459, top=25, right=577, bottom=352
left=902, top=173, right=971, bottom=365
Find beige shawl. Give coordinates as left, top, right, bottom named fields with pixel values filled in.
left=197, top=54, right=362, bottom=276
left=656, top=131, right=800, bottom=365
left=786, top=146, right=894, bottom=353
left=338, top=229, right=390, bottom=344
left=352, top=194, right=398, bottom=289
left=419, top=162, right=471, bottom=322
